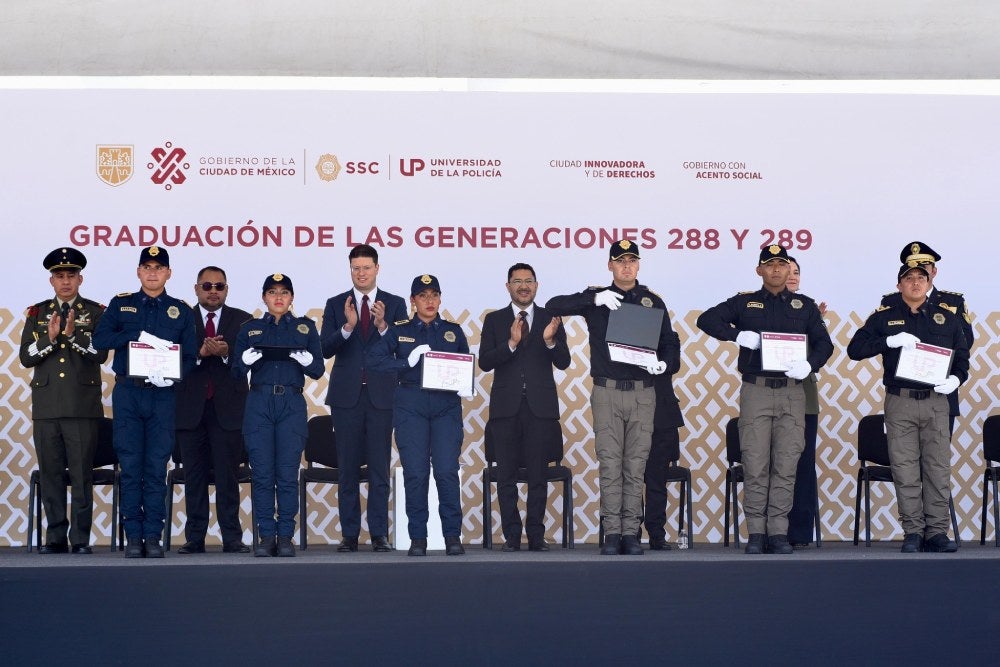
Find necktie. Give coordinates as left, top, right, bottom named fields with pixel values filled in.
left=205, top=312, right=216, bottom=399
left=60, top=302, right=70, bottom=333
left=360, top=294, right=371, bottom=339
left=518, top=310, right=529, bottom=348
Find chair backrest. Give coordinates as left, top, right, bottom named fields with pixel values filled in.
left=857, top=414, right=890, bottom=466
left=725, top=417, right=741, bottom=465
left=984, top=414, right=1000, bottom=464
left=484, top=420, right=565, bottom=466
left=305, top=414, right=338, bottom=469
left=92, top=416, right=117, bottom=469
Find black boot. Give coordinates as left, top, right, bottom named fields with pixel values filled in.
left=125, top=535, right=144, bottom=559
left=277, top=536, right=296, bottom=557
left=408, top=538, right=427, bottom=557
left=144, top=536, right=164, bottom=558
left=601, top=534, right=621, bottom=556
left=255, top=536, right=277, bottom=558
left=445, top=536, right=465, bottom=556
left=620, top=535, right=644, bottom=555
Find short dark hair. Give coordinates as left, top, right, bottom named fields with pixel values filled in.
left=786, top=255, right=799, bottom=268
left=507, top=263, right=536, bottom=282
left=197, top=265, right=227, bottom=281
left=348, top=244, right=379, bottom=264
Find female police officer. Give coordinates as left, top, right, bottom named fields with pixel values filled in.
left=367, top=274, right=471, bottom=556
left=233, top=273, right=323, bottom=557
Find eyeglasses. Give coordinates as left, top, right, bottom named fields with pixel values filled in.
left=509, top=279, right=536, bottom=287
left=198, top=282, right=227, bottom=291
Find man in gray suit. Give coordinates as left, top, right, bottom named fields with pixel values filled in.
left=19, top=248, right=108, bottom=554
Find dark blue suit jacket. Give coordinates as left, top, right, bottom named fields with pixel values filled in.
left=321, top=288, right=407, bottom=411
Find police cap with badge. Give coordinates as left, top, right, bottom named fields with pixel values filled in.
left=43, top=247, right=87, bottom=272
left=262, top=273, right=294, bottom=295
left=758, top=244, right=790, bottom=265
left=609, top=240, right=640, bottom=261
left=899, top=241, right=940, bottom=266
left=138, top=245, right=170, bottom=266
left=411, top=274, right=442, bottom=296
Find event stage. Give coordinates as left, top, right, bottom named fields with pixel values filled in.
left=2, top=541, right=997, bottom=664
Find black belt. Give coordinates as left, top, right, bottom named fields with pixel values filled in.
left=888, top=387, right=933, bottom=400
left=593, top=377, right=653, bottom=391
left=115, top=375, right=158, bottom=388
left=251, top=384, right=303, bottom=395
left=743, top=375, right=801, bottom=389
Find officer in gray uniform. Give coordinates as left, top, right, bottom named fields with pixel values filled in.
left=546, top=240, right=679, bottom=556
left=848, top=263, right=968, bottom=553
left=697, top=245, right=833, bottom=555
left=879, top=242, right=973, bottom=435
left=19, top=248, right=108, bottom=554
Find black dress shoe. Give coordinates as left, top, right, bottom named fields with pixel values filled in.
left=177, top=540, right=206, bottom=554
left=223, top=541, right=252, bottom=553
left=38, top=543, right=69, bottom=554
left=144, top=537, right=165, bottom=558
left=648, top=536, right=672, bottom=551
left=900, top=533, right=923, bottom=553
left=371, top=536, right=393, bottom=552
left=923, top=533, right=958, bottom=553
left=125, top=535, right=145, bottom=558
left=620, top=535, right=644, bottom=555
left=337, top=536, right=359, bottom=553
left=766, top=534, right=793, bottom=555
left=745, top=533, right=765, bottom=555
left=445, top=536, right=465, bottom=556
left=408, top=538, right=427, bottom=557
left=501, top=540, right=521, bottom=552
left=528, top=538, right=550, bottom=552
left=601, top=534, right=621, bottom=556
left=277, top=536, right=296, bottom=557
left=71, top=544, right=93, bottom=555
left=255, top=536, right=277, bottom=557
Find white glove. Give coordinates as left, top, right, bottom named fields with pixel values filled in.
left=241, top=347, right=263, bottom=365
left=594, top=290, right=623, bottom=311
left=146, top=373, right=174, bottom=388
left=735, top=331, right=761, bottom=350
left=646, top=360, right=667, bottom=376
left=407, top=344, right=432, bottom=367
left=784, top=360, right=812, bottom=380
left=138, top=330, right=172, bottom=352
left=457, top=386, right=474, bottom=399
left=886, top=332, right=920, bottom=350
left=289, top=350, right=313, bottom=367
left=933, top=374, right=960, bottom=395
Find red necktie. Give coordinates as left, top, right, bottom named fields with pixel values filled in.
left=205, top=312, right=216, bottom=399
left=361, top=294, right=371, bottom=339
left=518, top=310, right=528, bottom=348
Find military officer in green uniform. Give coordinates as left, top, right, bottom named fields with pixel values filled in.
left=18, top=248, right=108, bottom=554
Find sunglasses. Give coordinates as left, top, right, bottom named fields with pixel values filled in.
left=198, top=282, right=227, bottom=291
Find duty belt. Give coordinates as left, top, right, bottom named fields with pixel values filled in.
left=888, top=387, right=933, bottom=400
left=743, top=375, right=801, bottom=389
left=593, top=377, right=653, bottom=391
left=251, top=384, right=304, bottom=395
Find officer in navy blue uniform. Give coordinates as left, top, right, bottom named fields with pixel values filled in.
left=233, top=273, right=324, bottom=557
left=367, top=274, right=471, bottom=557
left=879, top=242, right=973, bottom=434
left=93, top=246, right=197, bottom=558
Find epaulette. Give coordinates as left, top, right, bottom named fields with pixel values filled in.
left=738, top=290, right=755, bottom=295
left=874, top=305, right=891, bottom=313
left=938, top=289, right=964, bottom=297
left=644, top=288, right=664, bottom=300
left=117, top=291, right=132, bottom=297
left=881, top=291, right=894, bottom=299
left=394, top=318, right=411, bottom=326
left=79, top=297, right=106, bottom=309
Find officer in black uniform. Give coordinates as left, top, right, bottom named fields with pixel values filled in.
left=367, top=274, right=471, bottom=557
left=93, top=246, right=198, bottom=558
left=233, top=273, right=324, bottom=557
left=848, top=263, right=968, bottom=553
left=546, top=240, right=679, bottom=556
left=879, top=242, right=973, bottom=434
left=19, top=248, right=108, bottom=554
left=696, top=245, right=833, bottom=555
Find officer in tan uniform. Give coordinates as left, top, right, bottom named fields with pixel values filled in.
left=18, top=248, right=108, bottom=554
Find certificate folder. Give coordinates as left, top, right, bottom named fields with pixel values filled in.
left=256, top=345, right=298, bottom=362
left=606, top=302, right=664, bottom=350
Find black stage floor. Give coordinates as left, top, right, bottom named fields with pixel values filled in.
left=2, top=541, right=997, bottom=664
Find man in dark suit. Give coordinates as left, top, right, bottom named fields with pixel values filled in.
left=479, top=263, right=570, bottom=551
left=321, top=245, right=407, bottom=552
left=19, top=248, right=108, bottom=554
left=174, top=266, right=252, bottom=553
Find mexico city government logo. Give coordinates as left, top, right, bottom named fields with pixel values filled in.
left=148, top=141, right=190, bottom=190
left=96, top=145, right=134, bottom=186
